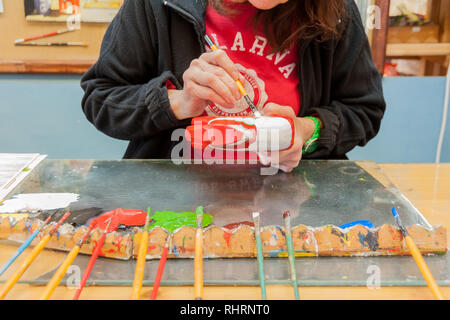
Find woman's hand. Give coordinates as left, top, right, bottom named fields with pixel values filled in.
left=260, top=102, right=316, bottom=173
left=169, top=50, right=246, bottom=120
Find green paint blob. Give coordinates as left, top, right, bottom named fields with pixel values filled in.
left=148, top=210, right=213, bottom=232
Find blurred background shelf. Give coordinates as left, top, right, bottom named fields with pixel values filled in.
left=387, top=43, right=450, bottom=56
left=386, top=0, right=450, bottom=76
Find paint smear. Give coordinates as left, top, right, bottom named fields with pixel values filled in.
left=223, top=221, right=254, bottom=230
left=92, top=208, right=147, bottom=231
left=0, top=193, right=79, bottom=213
left=148, top=211, right=213, bottom=232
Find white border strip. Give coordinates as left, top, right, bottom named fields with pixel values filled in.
left=0, top=154, right=47, bottom=202
left=435, top=65, right=450, bottom=164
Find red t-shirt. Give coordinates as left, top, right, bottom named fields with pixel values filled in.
left=204, top=1, right=301, bottom=117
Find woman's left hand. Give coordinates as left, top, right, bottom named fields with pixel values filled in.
left=259, top=102, right=316, bottom=173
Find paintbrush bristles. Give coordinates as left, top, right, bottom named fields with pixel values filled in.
left=244, top=95, right=261, bottom=117
left=252, top=212, right=261, bottom=235
left=76, top=224, right=94, bottom=247
left=144, top=208, right=152, bottom=230
left=204, top=34, right=214, bottom=48
left=196, top=206, right=204, bottom=229
left=49, top=212, right=71, bottom=235
left=392, top=208, right=407, bottom=235
left=283, top=211, right=292, bottom=234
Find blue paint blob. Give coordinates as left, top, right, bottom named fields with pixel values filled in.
left=339, top=220, right=374, bottom=229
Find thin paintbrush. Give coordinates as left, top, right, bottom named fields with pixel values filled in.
left=150, top=232, right=171, bottom=300
left=204, top=34, right=262, bottom=117
left=39, top=222, right=96, bottom=300
left=392, top=207, right=444, bottom=300
left=194, top=206, right=204, bottom=300
left=0, top=211, right=71, bottom=300
left=73, top=218, right=113, bottom=300
left=15, top=42, right=86, bottom=47
left=14, top=28, right=75, bottom=44
left=131, top=208, right=152, bottom=300
left=252, top=212, right=267, bottom=300
left=0, top=211, right=56, bottom=277
left=283, top=211, right=300, bottom=300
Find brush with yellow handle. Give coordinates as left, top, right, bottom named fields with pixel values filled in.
left=0, top=211, right=71, bottom=300
left=204, top=34, right=262, bottom=118
left=194, top=206, right=204, bottom=300
left=131, top=208, right=152, bottom=300
left=392, top=207, right=444, bottom=300
left=39, top=222, right=96, bottom=300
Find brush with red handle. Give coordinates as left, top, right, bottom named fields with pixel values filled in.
left=73, top=218, right=113, bottom=300
left=150, top=234, right=170, bottom=300
left=15, top=28, right=75, bottom=44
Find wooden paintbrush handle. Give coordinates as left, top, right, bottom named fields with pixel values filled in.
left=194, top=228, right=203, bottom=300
left=151, top=245, right=169, bottom=300
left=405, top=236, right=444, bottom=300
left=40, top=245, right=81, bottom=300
left=73, top=231, right=108, bottom=300
left=131, top=231, right=149, bottom=300
left=0, top=234, right=51, bottom=300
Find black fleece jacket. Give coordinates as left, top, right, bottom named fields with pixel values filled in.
left=81, top=0, right=386, bottom=159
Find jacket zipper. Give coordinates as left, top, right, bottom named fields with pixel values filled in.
left=162, top=0, right=206, bottom=54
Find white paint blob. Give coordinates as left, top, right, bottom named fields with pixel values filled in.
left=0, top=193, right=79, bottom=213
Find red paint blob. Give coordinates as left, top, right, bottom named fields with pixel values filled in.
left=223, top=221, right=254, bottom=230
left=90, top=208, right=147, bottom=232
left=113, top=234, right=124, bottom=253
left=223, top=230, right=232, bottom=247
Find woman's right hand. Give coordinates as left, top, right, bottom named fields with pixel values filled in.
left=169, top=49, right=246, bottom=120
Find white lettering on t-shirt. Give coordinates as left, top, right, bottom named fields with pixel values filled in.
left=278, top=63, right=296, bottom=79
left=249, top=35, right=267, bottom=56
left=231, top=32, right=246, bottom=51
left=266, top=50, right=290, bottom=65
left=211, top=33, right=228, bottom=50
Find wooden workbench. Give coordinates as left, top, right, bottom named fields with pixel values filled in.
left=1, top=163, right=449, bottom=300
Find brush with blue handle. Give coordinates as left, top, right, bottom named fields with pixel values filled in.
left=0, top=212, right=56, bottom=277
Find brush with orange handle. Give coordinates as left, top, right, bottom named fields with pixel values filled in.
left=39, top=222, right=96, bottom=300
left=204, top=34, right=261, bottom=118
left=0, top=211, right=71, bottom=300
left=194, top=206, right=204, bottom=300
left=392, top=207, right=444, bottom=300
left=131, top=208, right=152, bottom=300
